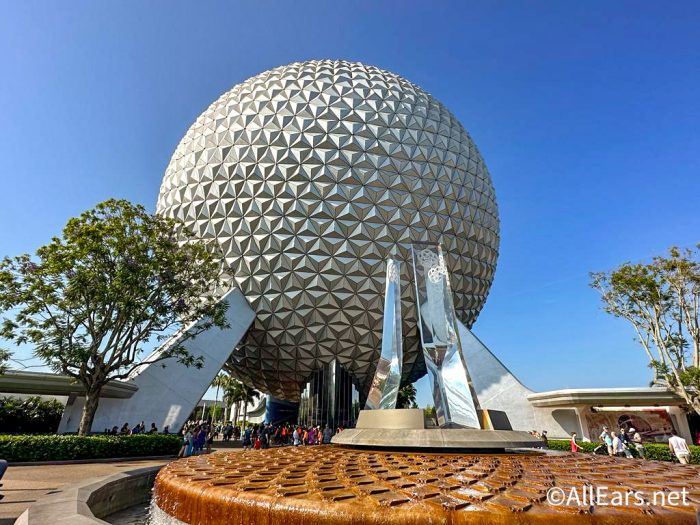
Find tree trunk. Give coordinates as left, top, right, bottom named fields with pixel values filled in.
left=243, top=402, right=248, bottom=428
left=79, top=385, right=103, bottom=436
left=233, top=402, right=240, bottom=426
left=214, top=385, right=220, bottom=424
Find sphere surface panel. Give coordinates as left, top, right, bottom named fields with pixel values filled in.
left=156, top=60, right=500, bottom=400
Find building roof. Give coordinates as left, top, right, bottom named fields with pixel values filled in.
left=0, top=370, right=138, bottom=399
left=527, top=387, right=684, bottom=408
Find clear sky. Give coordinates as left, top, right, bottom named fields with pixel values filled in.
left=1, top=1, right=699, bottom=406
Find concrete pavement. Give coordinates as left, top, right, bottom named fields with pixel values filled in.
left=0, top=440, right=245, bottom=524
left=0, top=459, right=168, bottom=525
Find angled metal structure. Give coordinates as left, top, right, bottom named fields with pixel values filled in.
left=411, top=242, right=481, bottom=428
left=58, top=288, right=256, bottom=434
left=365, top=259, right=403, bottom=410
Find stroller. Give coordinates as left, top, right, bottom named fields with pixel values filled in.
left=593, top=444, right=608, bottom=455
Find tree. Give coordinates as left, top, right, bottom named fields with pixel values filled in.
left=396, top=384, right=418, bottom=409
left=423, top=406, right=437, bottom=426
left=211, top=372, right=229, bottom=424
left=222, top=377, right=245, bottom=424
left=0, top=199, right=230, bottom=435
left=0, top=348, right=10, bottom=375
left=240, top=385, right=261, bottom=427
left=0, top=395, right=65, bottom=433
left=591, top=245, right=700, bottom=414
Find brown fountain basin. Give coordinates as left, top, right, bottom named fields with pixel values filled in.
left=153, top=447, right=700, bottom=525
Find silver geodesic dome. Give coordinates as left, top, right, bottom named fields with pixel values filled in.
left=156, top=60, right=499, bottom=401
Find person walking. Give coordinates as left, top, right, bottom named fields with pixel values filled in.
left=668, top=431, right=691, bottom=464
left=242, top=425, right=252, bottom=450
left=570, top=432, right=581, bottom=452
left=540, top=431, right=549, bottom=448
left=177, top=429, right=187, bottom=458
left=600, top=427, right=613, bottom=456
left=322, top=425, right=334, bottom=444
left=630, top=428, right=645, bottom=459
left=206, top=429, right=215, bottom=454
left=610, top=432, right=625, bottom=457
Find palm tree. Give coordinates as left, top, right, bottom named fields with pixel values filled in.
left=396, top=384, right=418, bottom=409
left=210, top=372, right=229, bottom=424
left=223, top=378, right=245, bottom=425
left=240, top=385, right=261, bottom=428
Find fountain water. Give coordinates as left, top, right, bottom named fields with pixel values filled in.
left=151, top=446, right=699, bottom=524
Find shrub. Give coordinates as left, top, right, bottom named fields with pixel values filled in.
left=548, top=439, right=700, bottom=464
left=0, top=434, right=181, bottom=462
left=0, top=396, right=64, bottom=434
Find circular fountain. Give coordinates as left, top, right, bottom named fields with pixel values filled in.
left=152, top=447, right=699, bottom=525
left=148, top=59, right=699, bottom=525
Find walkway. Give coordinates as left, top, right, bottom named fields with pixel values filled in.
left=0, top=439, right=248, bottom=524
left=0, top=458, right=167, bottom=525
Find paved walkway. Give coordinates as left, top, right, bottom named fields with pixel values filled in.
left=0, top=441, right=245, bottom=524
left=0, top=458, right=168, bottom=525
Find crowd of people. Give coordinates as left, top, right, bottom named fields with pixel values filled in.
left=592, top=426, right=644, bottom=458
left=528, top=430, right=549, bottom=448
left=102, top=417, right=695, bottom=466
left=527, top=424, right=694, bottom=464
left=566, top=425, right=692, bottom=463
left=175, top=421, right=340, bottom=457
left=178, top=422, right=216, bottom=457
left=103, top=421, right=169, bottom=435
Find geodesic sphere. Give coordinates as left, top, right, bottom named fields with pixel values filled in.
left=156, top=60, right=499, bottom=400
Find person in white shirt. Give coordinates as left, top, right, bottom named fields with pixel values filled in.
left=668, top=431, right=691, bottom=464
left=630, top=428, right=645, bottom=459
left=611, top=431, right=625, bottom=457
left=599, top=426, right=613, bottom=456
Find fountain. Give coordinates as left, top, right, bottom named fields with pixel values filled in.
left=152, top=447, right=700, bottom=524
left=149, top=249, right=699, bottom=524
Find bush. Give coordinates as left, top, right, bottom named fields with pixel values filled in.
left=0, top=434, right=181, bottom=462
left=0, top=396, right=64, bottom=434
left=548, top=439, right=700, bottom=464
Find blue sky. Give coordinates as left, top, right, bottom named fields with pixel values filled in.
left=1, top=1, right=699, bottom=406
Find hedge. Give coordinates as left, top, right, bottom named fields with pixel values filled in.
left=0, top=396, right=64, bottom=434
left=548, top=439, right=700, bottom=464
left=0, top=434, right=181, bottom=462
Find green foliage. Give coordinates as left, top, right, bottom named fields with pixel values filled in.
left=548, top=439, right=700, bottom=464
left=209, top=405, right=223, bottom=421
left=0, top=348, right=10, bottom=374
left=423, top=406, right=437, bottom=426
left=223, top=377, right=246, bottom=407
left=0, top=199, right=231, bottom=434
left=0, top=396, right=64, bottom=434
left=590, top=245, right=700, bottom=413
left=548, top=439, right=604, bottom=454
left=396, top=384, right=418, bottom=409
left=0, top=434, right=181, bottom=462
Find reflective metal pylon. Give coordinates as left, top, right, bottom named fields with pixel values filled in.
left=365, top=258, right=403, bottom=410
left=410, top=242, right=482, bottom=428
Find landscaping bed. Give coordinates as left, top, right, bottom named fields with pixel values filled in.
left=0, top=433, right=180, bottom=462
left=548, top=438, right=700, bottom=463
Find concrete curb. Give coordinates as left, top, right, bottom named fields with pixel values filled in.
left=8, top=455, right=175, bottom=466
left=14, top=465, right=162, bottom=525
